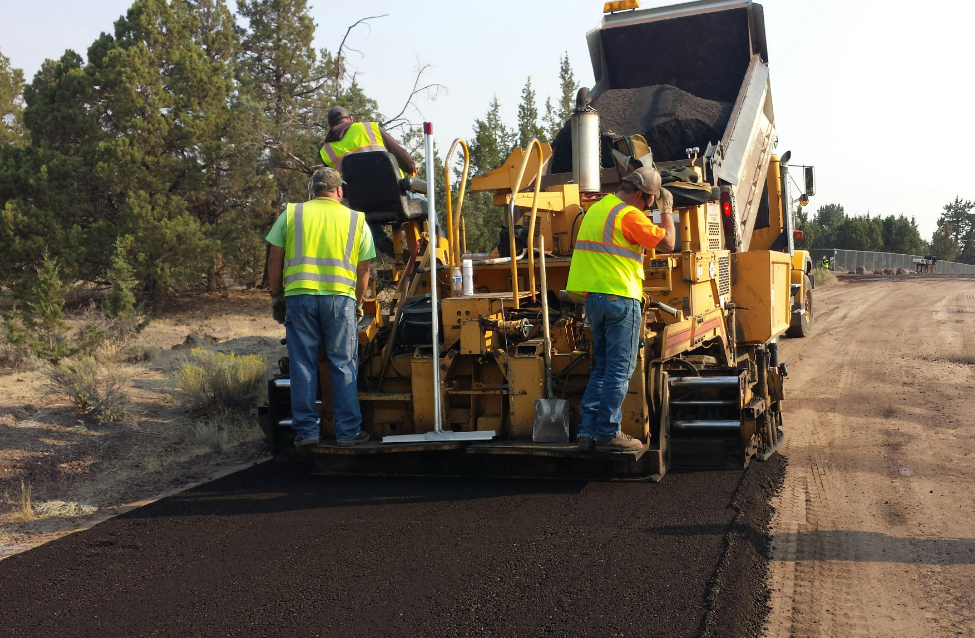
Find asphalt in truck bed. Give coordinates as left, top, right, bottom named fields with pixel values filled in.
left=0, top=457, right=784, bottom=638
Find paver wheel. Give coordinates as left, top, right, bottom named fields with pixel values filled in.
left=786, top=274, right=814, bottom=338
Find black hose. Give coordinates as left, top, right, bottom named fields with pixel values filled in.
left=569, top=211, right=584, bottom=250
left=670, top=358, right=700, bottom=376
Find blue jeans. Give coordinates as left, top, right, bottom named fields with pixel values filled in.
left=579, top=293, right=642, bottom=441
left=285, top=294, right=361, bottom=441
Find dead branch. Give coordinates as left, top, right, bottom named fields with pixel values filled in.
left=334, top=15, right=388, bottom=99
left=382, top=64, right=445, bottom=130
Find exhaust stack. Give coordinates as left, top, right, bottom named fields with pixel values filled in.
left=571, top=89, right=600, bottom=193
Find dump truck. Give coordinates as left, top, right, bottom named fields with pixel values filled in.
left=260, top=0, right=816, bottom=480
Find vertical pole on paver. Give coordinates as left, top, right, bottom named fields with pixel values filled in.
left=424, top=121, right=443, bottom=435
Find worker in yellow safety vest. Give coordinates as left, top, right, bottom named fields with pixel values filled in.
left=320, top=106, right=418, bottom=177
left=266, top=167, right=376, bottom=448
left=565, top=167, right=676, bottom=453
left=321, top=106, right=420, bottom=256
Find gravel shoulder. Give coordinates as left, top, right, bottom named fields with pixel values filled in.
left=765, top=277, right=975, bottom=637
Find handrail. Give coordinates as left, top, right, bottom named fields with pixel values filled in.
left=444, top=138, right=470, bottom=270
left=507, top=139, right=544, bottom=309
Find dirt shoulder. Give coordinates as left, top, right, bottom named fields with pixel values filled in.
left=765, top=277, right=975, bottom=637
left=0, top=289, right=286, bottom=559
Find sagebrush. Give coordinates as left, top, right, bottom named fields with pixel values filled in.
left=174, top=348, right=268, bottom=411
left=43, top=357, right=128, bottom=423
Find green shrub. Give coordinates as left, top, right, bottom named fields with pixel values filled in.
left=174, top=348, right=268, bottom=411
left=43, top=357, right=128, bottom=423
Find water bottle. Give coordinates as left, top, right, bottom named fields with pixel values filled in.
left=462, top=258, right=474, bottom=296
left=451, top=266, right=463, bottom=297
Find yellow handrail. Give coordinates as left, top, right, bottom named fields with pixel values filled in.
left=443, top=138, right=470, bottom=270
left=507, top=139, right=545, bottom=309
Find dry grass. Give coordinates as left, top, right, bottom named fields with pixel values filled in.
left=173, top=348, right=268, bottom=411
left=813, top=268, right=837, bottom=287
left=190, top=418, right=232, bottom=452
left=124, top=339, right=160, bottom=363
left=32, top=500, right=98, bottom=519
left=42, top=357, right=128, bottom=423
left=17, top=480, right=35, bottom=522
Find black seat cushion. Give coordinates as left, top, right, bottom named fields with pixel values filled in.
left=342, top=151, right=426, bottom=224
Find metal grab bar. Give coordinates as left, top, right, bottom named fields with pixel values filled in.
left=507, top=139, right=544, bottom=309
left=444, top=138, right=470, bottom=270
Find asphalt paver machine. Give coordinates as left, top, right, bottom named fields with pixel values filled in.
left=260, top=0, right=817, bottom=480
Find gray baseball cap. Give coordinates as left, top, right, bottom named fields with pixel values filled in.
left=623, top=166, right=662, bottom=196
left=310, top=167, right=344, bottom=192
left=327, top=106, right=351, bottom=127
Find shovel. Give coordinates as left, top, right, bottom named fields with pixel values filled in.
left=533, top=235, right=571, bottom=443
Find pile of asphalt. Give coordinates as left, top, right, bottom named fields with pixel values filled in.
left=0, top=459, right=783, bottom=638
left=550, top=84, right=733, bottom=172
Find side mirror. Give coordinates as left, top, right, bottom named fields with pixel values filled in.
left=804, top=166, right=816, bottom=196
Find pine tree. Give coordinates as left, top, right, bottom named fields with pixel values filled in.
left=517, top=77, right=545, bottom=148
left=104, top=237, right=138, bottom=319
left=2, top=251, right=71, bottom=361
left=557, top=52, right=577, bottom=123
left=0, top=49, right=26, bottom=146
left=542, top=96, right=561, bottom=143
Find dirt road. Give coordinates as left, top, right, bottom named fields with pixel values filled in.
left=766, top=277, right=975, bottom=637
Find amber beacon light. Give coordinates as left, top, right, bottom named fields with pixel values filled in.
left=604, top=0, right=640, bottom=13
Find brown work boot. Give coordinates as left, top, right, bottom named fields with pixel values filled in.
left=336, top=430, right=370, bottom=447
left=594, top=434, right=643, bottom=453
left=577, top=436, right=594, bottom=452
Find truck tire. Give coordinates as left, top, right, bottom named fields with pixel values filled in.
left=786, top=274, right=814, bottom=338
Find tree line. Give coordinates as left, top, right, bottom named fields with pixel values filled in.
left=3, top=0, right=970, bottom=302
left=795, top=198, right=975, bottom=264
left=0, top=0, right=577, bottom=298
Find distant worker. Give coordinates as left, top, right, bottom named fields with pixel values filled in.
left=566, top=167, right=676, bottom=453
left=321, top=106, right=418, bottom=177
left=266, top=167, right=375, bottom=448
left=821, top=255, right=830, bottom=270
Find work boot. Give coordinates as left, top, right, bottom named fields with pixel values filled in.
left=294, top=436, right=320, bottom=448
left=594, top=434, right=643, bottom=453
left=336, top=430, right=370, bottom=447
left=577, top=436, right=594, bottom=452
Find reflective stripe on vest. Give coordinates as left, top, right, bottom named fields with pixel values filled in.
left=282, top=200, right=363, bottom=296
left=565, top=195, right=646, bottom=299
left=319, top=122, right=388, bottom=172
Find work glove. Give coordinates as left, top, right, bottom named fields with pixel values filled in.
left=656, top=187, right=674, bottom=215
left=356, top=303, right=365, bottom=321
left=271, top=293, right=286, bottom=324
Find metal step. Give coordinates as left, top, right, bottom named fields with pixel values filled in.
left=669, top=376, right=740, bottom=388
left=670, top=400, right=738, bottom=407
left=672, top=419, right=741, bottom=431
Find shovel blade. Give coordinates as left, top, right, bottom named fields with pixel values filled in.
left=533, top=398, right=571, bottom=443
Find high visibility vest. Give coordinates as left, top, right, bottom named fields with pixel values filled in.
left=283, top=198, right=365, bottom=298
left=566, top=194, right=646, bottom=299
left=320, top=121, right=402, bottom=177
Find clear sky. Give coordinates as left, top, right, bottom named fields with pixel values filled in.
left=2, top=0, right=972, bottom=239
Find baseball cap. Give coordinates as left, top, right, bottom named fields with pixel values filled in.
left=623, top=167, right=661, bottom=196
left=310, top=167, right=344, bottom=192
left=327, top=106, right=351, bottom=127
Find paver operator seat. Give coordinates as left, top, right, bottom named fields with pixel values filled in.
left=342, top=151, right=428, bottom=225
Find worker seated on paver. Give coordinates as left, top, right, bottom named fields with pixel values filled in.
left=566, top=167, right=676, bottom=454
left=265, top=167, right=376, bottom=449
left=321, top=106, right=421, bottom=256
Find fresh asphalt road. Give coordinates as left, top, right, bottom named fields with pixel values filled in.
left=0, top=458, right=779, bottom=638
